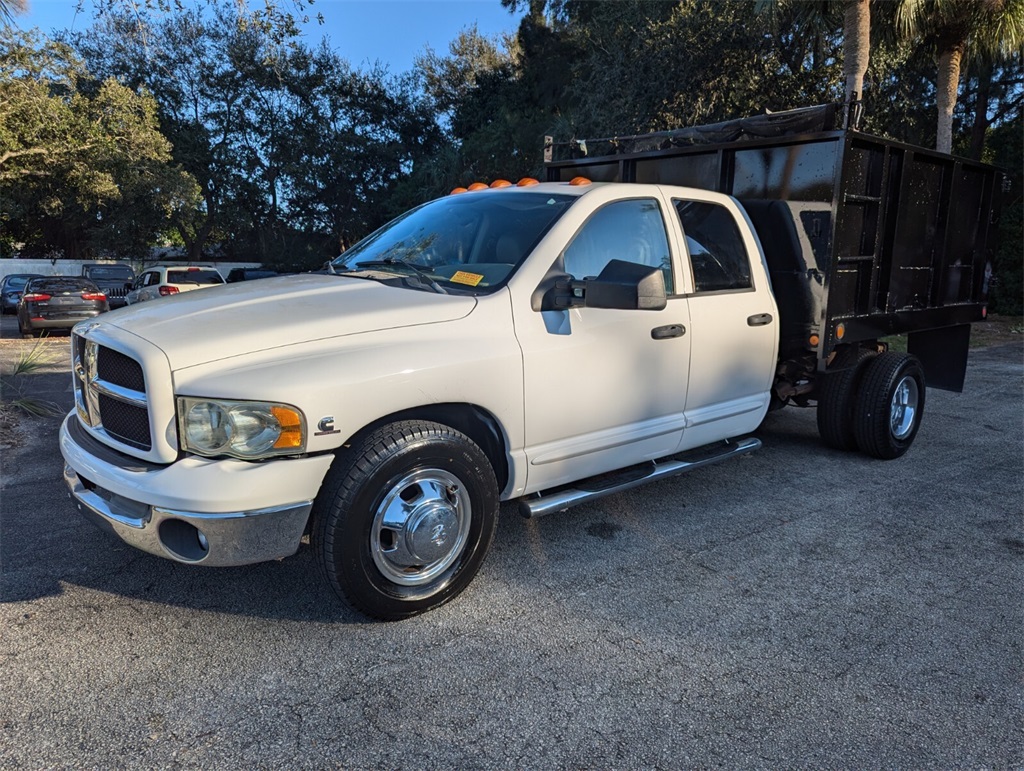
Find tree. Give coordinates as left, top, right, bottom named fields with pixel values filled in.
left=897, top=0, right=1024, bottom=153
left=756, top=0, right=870, bottom=111
left=416, top=25, right=513, bottom=122
left=0, top=28, right=189, bottom=258
left=0, top=0, right=25, bottom=28
left=71, top=7, right=441, bottom=264
left=71, top=8, right=316, bottom=260
left=281, top=43, right=442, bottom=253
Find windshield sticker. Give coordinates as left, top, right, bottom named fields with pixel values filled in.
left=450, top=271, right=485, bottom=287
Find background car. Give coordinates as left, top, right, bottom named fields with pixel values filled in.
left=125, top=265, right=225, bottom=304
left=1, top=273, right=44, bottom=314
left=17, top=276, right=109, bottom=337
left=81, top=263, right=136, bottom=308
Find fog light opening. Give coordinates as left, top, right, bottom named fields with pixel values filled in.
left=159, top=519, right=210, bottom=562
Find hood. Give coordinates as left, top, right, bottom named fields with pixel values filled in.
left=101, top=274, right=477, bottom=370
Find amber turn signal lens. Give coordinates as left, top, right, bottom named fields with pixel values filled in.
left=836, top=323, right=846, bottom=340
left=271, top=406, right=304, bottom=449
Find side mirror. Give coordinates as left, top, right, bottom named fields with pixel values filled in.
left=533, top=259, right=667, bottom=312
left=585, top=260, right=667, bottom=310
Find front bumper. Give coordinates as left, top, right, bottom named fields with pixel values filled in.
left=60, top=412, right=334, bottom=566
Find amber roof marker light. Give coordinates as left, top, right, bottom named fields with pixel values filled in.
left=569, top=176, right=592, bottom=186
left=517, top=177, right=540, bottom=186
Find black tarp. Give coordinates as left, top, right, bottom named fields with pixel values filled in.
left=547, top=104, right=839, bottom=161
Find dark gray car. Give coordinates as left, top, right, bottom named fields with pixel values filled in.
left=1, top=273, right=44, bottom=314
left=17, top=276, right=109, bottom=338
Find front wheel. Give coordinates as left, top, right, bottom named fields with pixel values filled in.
left=853, top=352, right=926, bottom=460
left=312, top=420, right=499, bottom=620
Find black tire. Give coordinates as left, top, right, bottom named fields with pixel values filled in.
left=312, top=420, right=499, bottom=620
left=816, top=346, right=878, bottom=451
left=853, top=352, right=926, bottom=460
left=17, top=318, right=34, bottom=339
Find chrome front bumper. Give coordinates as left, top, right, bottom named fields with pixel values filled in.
left=63, top=464, right=313, bottom=566
left=59, top=410, right=334, bottom=567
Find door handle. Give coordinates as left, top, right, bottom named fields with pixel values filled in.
left=747, top=313, right=773, bottom=326
left=651, top=324, right=685, bottom=340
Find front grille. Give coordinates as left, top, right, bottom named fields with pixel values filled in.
left=97, top=347, right=145, bottom=392
left=98, top=394, right=152, bottom=450
left=73, top=335, right=88, bottom=408
left=74, top=333, right=154, bottom=454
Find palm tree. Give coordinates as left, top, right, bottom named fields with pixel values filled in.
left=842, top=0, right=871, bottom=104
left=755, top=0, right=872, bottom=108
left=897, top=0, right=1024, bottom=153
left=1, top=0, right=28, bottom=28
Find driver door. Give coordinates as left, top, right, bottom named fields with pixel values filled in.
left=511, top=193, right=691, bottom=493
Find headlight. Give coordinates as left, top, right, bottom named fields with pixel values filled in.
left=177, top=397, right=306, bottom=459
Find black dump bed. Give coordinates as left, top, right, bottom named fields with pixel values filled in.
left=544, top=106, right=1006, bottom=389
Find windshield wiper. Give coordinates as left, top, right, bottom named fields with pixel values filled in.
left=339, top=259, right=448, bottom=294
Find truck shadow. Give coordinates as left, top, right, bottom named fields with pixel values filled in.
left=2, top=406, right=837, bottom=624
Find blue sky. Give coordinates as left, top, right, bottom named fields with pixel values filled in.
left=18, top=0, right=520, bottom=74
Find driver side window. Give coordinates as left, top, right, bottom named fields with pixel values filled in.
left=563, top=199, right=674, bottom=294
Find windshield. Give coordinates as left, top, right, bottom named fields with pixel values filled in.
left=332, top=191, right=576, bottom=293
left=87, top=266, right=134, bottom=280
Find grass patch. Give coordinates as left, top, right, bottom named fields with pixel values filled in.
left=0, top=337, right=64, bottom=420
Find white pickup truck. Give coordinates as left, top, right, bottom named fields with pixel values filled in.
left=60, top=119, right=1002, bottom=619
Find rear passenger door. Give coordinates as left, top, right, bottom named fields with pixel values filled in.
left=671, top=194, right=779, bottom=449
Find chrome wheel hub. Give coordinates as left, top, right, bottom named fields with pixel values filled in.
left=890, top=375, right=920, bottom=440
left=370, top=469, right=471, bottom=586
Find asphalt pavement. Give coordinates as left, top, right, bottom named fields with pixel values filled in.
left=1, top=313, right=1021, bottom=768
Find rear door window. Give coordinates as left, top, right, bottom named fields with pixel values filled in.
left=674, top=199, right=752, bottom=293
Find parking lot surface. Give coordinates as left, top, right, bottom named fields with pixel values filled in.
left=1, top=312, right=1021, bottom=767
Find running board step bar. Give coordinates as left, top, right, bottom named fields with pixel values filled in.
left=518, top=436, right=762, bottom=519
